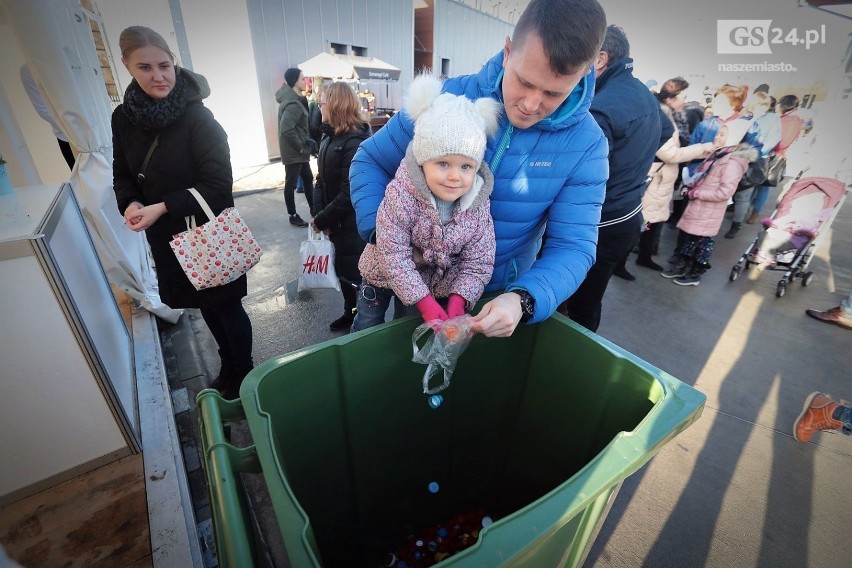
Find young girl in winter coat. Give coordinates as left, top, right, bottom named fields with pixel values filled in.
left=661, top=120, right=758, bottom=286
left=352, top=75, right=500, bottom=332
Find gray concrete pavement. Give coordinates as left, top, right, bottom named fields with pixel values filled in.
left=172, top=172, right=851, bottom=567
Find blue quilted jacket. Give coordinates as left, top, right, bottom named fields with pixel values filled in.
left=350, top=51, right=608, bottom=323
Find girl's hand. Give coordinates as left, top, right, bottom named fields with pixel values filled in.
left=124, top=201, right=144, bottom=227
left=126, top=202, right=167, bottom=232
left=446, top=294, right=467, bottom=318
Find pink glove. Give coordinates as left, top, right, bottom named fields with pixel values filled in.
left=416, top=295, right=448, bottom=327
left=447, top=294, right=467, bottom=318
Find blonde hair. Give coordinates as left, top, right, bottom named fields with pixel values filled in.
left=119, top=26, right=175, bottom=62
left=323, top=82, right=368, bottom=136
left=746, top=91, right=772, bottom=114
left=714, top=84, right=749, bottom=112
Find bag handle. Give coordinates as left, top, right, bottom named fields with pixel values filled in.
left=136, top=134, right=160, bottom=185
left=307, top=225, right=326, bottom=241
left=184, top=187, right=216, bottom=231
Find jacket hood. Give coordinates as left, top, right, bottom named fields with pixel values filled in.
left=403, top=145, right=493, bottom=212
left=730, top=143, right=759, bottom=162
left=179, top=67, right=210, bottom=101
left=475, top=50, right=596, bottom=131
left=275, top=84, right=302, bottom=104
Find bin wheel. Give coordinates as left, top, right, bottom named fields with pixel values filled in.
left=802, top=271, right=814, bottom=286
left=776, top=281, right=787, bottom=297
left=729, top=266, right=740, bottom=281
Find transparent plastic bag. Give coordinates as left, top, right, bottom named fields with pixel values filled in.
left=411, top=315, right=476, bottom=394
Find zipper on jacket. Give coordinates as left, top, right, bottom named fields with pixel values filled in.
left=489, top=124, right=513, bottom=172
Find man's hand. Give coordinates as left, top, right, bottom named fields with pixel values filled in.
left=126, top=202, right=167, bottom=232
left=469, top=292, right=524, bottom=337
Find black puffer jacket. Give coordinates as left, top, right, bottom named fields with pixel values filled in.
left=590, top=57, right=670, bottom=222
left=112, top=71, right=246, bottom=308
left=313, top=122, right=370, bottom=285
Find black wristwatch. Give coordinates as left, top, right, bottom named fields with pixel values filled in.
left=514, top=290, right=535, bottom=322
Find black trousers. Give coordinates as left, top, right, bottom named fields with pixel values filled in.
left=559, top=213, right=643, bottom=332
left=638, top=221, right=664, bottom=259
left=199, top=298, right=253, bottom=370
left=284, top=162, right=314, bottom=215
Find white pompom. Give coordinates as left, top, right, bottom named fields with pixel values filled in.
left=474, top=97, right=502, bottom=137
left=404, top=74, right=444, bottom=120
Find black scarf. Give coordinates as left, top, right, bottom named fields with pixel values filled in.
left=122, top=72, right=189, bottom=130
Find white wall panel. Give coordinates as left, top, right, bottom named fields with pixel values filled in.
left=180, top=0, right=267, bottom=167
left=248, top=0, right=414, bottom=160
left=434, top=0, right=513, bottom=77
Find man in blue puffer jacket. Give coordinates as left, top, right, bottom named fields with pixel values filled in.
left=350, top=0, right=609, bottom=337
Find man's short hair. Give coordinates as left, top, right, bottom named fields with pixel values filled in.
left=779, top=94, right=799, bottom=113
left=600, top=25, right=630, bottom=64
left=512, top=0, right=607, bottom=75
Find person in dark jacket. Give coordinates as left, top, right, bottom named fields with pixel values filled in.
left=310, top=82, right=371, bottom=331
left=276, top=68, right=315, bottom=227
left=112, top=26, right=254, bottom=399
left=558, top=25, right=670, bottom=332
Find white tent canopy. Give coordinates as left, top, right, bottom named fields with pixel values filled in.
left=6, top=0, right=180, bottom=322
left=298, top=52, right=401, bottom=82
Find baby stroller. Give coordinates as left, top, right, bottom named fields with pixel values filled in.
left=729, top=176, right=848, bottom=297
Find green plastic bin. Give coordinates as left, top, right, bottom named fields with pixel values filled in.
left=198, top=313, right=705, bottom=567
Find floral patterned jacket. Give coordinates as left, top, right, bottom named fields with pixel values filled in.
left=358, top=147, right=496, bottom=307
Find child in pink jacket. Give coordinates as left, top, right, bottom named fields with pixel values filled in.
left=661, top=120, right=758, bottom=286
left=352, top=75, right=500, bottom=331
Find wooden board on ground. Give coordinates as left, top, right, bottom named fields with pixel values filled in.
left=0, top=453, right=152, bottom=568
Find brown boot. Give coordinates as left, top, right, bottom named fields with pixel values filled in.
left=746, top=210, right=762, bottom=224
left=793, top=392, right=843, bottom=442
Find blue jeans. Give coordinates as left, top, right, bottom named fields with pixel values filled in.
left=351, top=280, right=419, bottom=332
left=837, top=404, right=852, bottom=436
left=841, top=290, right=852, bottom=317
left=751, top=185, right=771, bottom=214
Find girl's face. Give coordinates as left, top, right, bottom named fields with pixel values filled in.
left=714, top=125, right=729, bottom=147
left=124, top=44, right=175, bottom=99
left=752, top=102, right=770, bottom=118
left=667, top=91, right=687, bottom=113
left=421, top=155, right=478, bottom=202
left=713, top=93, right=736, bottom=119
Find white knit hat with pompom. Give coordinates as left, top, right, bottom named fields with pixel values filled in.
left=405, top=74, right=502, bottom=166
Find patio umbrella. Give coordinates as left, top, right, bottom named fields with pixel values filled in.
left=298, top=52, right=401, bottom=82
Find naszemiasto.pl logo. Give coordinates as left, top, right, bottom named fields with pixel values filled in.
left=717, top=20, right=826, bottom=54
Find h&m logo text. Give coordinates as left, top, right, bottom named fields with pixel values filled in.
left=302, top=254, right=330, bottom=274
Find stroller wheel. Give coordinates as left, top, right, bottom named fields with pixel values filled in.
left=802, top=271, right=814, bottom=286
left=776, top=281, right=787, bottom=298
left=729, top=266, right=741, bottom=281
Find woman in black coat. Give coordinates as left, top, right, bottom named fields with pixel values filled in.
left=310, top=82, right=371, bottom=331
left=112, top=26, right=253, bottom=398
